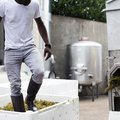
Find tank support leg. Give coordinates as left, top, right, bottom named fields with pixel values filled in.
left=96, top=84, right=99, bottom=98
left=92, top=85, right=95, bottom=102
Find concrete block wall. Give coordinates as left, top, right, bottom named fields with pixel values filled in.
left=51, top=15, right=108, bottom=94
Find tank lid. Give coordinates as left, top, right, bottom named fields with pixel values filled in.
left=70, top=41, right=101, bottom=47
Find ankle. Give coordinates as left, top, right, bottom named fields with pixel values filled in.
left=25, top=96, right=37, bottom=111
left=27, top=101, right=37, bottom=111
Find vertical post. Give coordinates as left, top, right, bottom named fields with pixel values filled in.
left=0, top=21, right=4, bottom=65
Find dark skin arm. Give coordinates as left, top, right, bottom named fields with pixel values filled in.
left=35, top=17, right=51, bottom=60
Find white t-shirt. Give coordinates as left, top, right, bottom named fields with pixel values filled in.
left=0, top=0, right=41, bottom=50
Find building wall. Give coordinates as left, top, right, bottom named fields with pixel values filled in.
left=51, top=15, right=108, bottom=94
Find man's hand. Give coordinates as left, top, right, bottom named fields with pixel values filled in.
left=44, top=46, right=51, bottom=61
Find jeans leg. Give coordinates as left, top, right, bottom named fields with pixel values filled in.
left=5, top=63, right=22, bottom=96
left=24, top=47, right=44, bottom=84
left=4, top=50, right=22, bottom=96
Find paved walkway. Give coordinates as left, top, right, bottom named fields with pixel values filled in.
left=79, top=95, right=109, bottom=120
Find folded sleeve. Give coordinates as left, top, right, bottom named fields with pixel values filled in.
left=0, top=0, right=5, bottom=17
left=34, top=0, right=41, bottom=18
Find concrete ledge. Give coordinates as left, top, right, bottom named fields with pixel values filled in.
left=109, top=111, right=120, bottom=120
left=0, top=94, right=79, bottom=120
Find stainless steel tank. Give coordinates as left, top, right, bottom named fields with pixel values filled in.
left=67, top=40, right=102, bottom=85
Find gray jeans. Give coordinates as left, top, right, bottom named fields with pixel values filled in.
left=4, top=46, right=44, bottom=96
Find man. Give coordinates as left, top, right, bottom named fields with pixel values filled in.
left=0, top=0, right=51, bottom=112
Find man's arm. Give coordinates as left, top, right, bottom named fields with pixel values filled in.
left=35, top=17, right=51, bottom=60
left=35, top=17, right=49, bottom=44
